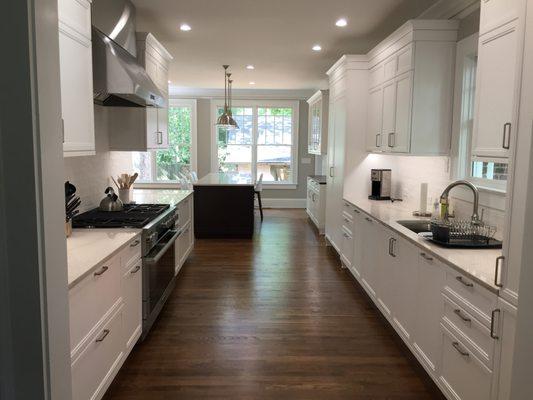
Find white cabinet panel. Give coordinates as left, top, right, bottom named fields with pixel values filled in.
left=122, top=260, right=142, bottom=351
left=59, top=22, right=95, bottom=156
left=439, top=324, right=493, bottom=400
left=391, top=72, right=412, bottom=153
left=494, top=298, right=517, bottom=400
left=307, top=90, right=328, bottom=155
left=479, top=0, right=524, bottom=35
left=472, top=20, right=520, bottom=158
left=359, top=215, right=379, bottom=298
left=413, top=252, right=446, bottom=375
left=351, top=209, right=364, bottom=279
left=367, top=87, right=383, bottom=151
left=381, top=80, right=396, bottom=147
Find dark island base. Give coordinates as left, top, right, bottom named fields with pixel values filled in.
left=194, top=185, right=255, bottom=238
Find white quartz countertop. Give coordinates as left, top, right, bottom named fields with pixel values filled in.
left=132, top=189, right=193, bottom=205
left=343, top=195, right=502, bottom=293
left=67, top=229, right=141, bottom=288
left=194, top=172, right=254, bottom=186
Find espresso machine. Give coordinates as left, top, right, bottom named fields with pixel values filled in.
left=369, top=169, right=391, bottom=200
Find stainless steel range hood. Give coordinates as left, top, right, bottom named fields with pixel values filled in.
left=91, top=0, right=165, bottom=107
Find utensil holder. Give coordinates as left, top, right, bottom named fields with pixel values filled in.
left=65, top=220, right=72, bottom=238
left=118, top=188, right=132, bottom=204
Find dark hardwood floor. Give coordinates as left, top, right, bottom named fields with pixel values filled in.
left=104, top=209, right=443, bottom=400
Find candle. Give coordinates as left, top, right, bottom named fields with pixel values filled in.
left=420, top=183, right=428, bottom=214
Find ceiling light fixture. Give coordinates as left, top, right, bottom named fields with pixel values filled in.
left=246, top=65, right=255, bottom=70
left=180, top=23, right=191, bottom=31
left=168, top=80, right=172, bottom=84
left=249, top=81, right=256, bottom=85
left=335, top=18, right=348, bottom=27
left=215, top=65, right=239, bottom=130
left=312, top=44, right=322, bottom=51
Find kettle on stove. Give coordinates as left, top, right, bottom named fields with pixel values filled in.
left=99, top=187, right=124, bottom=212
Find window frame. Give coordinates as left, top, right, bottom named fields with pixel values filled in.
left=135, top=98, right=197, bottom=187
left=210, top=99, right=299, bottom=189
left=450, top=33, right=508, bottom=206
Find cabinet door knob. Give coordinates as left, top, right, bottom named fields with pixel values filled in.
left=456, top=275, right=474, bottom=288
left=494, top=255, right=504, bottom=287
left=94, top=266, right=109, bottom=276
left=452, top=341, right=470, bottom=357
left=95, top=329, right=110, bottom=343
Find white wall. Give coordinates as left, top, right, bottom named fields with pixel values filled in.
left=64, top=106, right=132, bottom=212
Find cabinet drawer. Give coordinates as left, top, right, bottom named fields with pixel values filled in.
left=58, top=0, right=91, bottom=40
left=179, top=196, right=192, bottom=227
left=122, top=261, right=142, bottom=351
left=342, top=201, right=355, bottom=218
left=69, top=255, right=121, bottom=351
left=341, top=211, right=353, bottom=234
left=442, top=293, right=495, bottom=367
left=121, top=235, right=142, bottom=269
left=340, top=227, right=354, bottom=269
left=71, top=305, right=124, bottom=400
left=444, top=270, right=498, bottom=324
left=439, top=324, right=493, bottom=400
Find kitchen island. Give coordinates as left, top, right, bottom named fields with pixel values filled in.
left=193, top=172, right=255, bottom=238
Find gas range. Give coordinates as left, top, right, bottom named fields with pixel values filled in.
left=72, top=202, right=180, bottom=338
left=72, top=203, right=170, bottom=229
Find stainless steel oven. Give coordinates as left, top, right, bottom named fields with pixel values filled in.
left=141, top=206, right=180, bottom=338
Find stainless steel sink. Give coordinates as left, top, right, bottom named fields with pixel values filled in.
left=396, top=220, right=432, bottom=234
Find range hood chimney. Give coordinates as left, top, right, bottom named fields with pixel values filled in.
left=91, top=0, right=165, bottom=107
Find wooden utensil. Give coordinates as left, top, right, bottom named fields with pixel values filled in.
left=129, top=172, right=138, bottom=187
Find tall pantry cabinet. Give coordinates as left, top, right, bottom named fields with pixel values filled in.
left=325, top=56, right=368, bottom=251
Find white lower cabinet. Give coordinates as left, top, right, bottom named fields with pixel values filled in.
left=175, top=195, right=194, bottom=275
left=494, top=298, right=517, bottom=400
left=122, top=259, right=142, bottom=351
left=413, top=252, right=446, bottom=376
left=71, top=305, right=124, bottom=400
left=69, top=235, right=142, bottom=400
left=306, top=177, right=326, bottom=234
left=359, top=215, right=380, bottom=298
left=439, top=324, right=493, bottom=400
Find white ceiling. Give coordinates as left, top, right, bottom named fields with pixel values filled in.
left=132, top=0, right=440, bottom=90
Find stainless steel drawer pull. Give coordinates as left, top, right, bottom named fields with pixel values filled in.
left=491, top=309, right=500, bottom=340
left=376, top=133, right=381, bottom=147
left=95, top=329, right=110, bottom=343
left=344, top=218, right=350, bottom=224
left=130, top=265, right=141, bottom=274
left=343, top=233, right=350, bottom=238
left=456, top=276, right=474, bottom=287
left=452, top=341, right=470, bottom=357
left=454, top=309, right=471, bottom=323
left=365, top=217, right=373, bottom=223
left=494, top=256, right=504, bottom=288
left=502, top=122, right=511, bottom=150
left=93, top=266, right=109, bottom=276
left=420, top=252, right=433, bottom=261
left=130, top=239, right=140, bottom=247
left=353, top=209, right=360, bottom=214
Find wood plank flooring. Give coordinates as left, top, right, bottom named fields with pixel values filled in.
left=104, top=209, right=444, bottom=400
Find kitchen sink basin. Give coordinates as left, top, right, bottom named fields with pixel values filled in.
left=396, top=220, right=432, bottom=234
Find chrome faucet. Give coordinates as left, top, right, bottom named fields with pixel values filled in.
left=440, top=180, right=480, bottom=223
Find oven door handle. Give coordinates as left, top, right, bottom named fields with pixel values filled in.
left=144, top=229, right=181, bottom=265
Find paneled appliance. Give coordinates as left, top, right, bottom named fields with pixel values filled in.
left=73, top=203, right=180, bottom=337
left=369, top=169, right=392, bottom=200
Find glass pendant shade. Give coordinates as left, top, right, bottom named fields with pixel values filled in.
left=215, top=65, right=238, bottom=130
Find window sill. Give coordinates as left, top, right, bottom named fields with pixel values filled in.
left=134, top=182, right=183, bottom=189
left=262, top=184, right=298, bottom=190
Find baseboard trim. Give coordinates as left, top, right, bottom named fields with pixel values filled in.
left=259, top=198, right=306, bottom=208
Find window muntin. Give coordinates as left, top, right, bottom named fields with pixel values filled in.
left=214, top=102, right=298, bottom=185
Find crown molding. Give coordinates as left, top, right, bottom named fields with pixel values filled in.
left=417, top=0, right=480, bottom=20
left=169, top=87, right=315, bottom=100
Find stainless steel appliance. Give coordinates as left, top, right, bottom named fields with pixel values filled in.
left=91, top=0, right=165, bottom=107
left=369, top=169, right=391, bottom=200
left=73, top=203, right=180, bottom=337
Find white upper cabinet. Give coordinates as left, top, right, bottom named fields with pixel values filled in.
left=58, top=0, right=95, bottom=157
left=307, top=90, right=329, bottom=155
left=365, top=20, right=458, bottom=155
left=108, top=33, right=173, bottom=151
left=472, top=0, right=526, bottom=159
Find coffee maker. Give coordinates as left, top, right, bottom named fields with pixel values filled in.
left=369, top=169, right=391, bottom=200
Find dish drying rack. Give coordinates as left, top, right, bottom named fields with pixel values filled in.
left=426, top=219, right=502, bottom=249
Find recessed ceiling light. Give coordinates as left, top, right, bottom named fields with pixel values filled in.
left=335, top=18, right=348, bottom=27
left=180, top=23, right=191, bottom=31
left=246, top=65, right=255, bottom=70
left=168, top=80, right=172, bottom=84
left=312, top=44, right=322, bottom=51
left=249, top=81, right=256, bottom=85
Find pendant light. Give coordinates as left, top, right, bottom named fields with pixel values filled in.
left=227, top=74, right=239, bottom=130
left=215, top=65, right=233, bottom=129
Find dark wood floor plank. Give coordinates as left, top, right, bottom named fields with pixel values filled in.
left=103, top=209, right=443, bottom=400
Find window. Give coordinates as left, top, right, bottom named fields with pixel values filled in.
left=133, top=99, right=197, bottom=183
left=452, top=34, right=507, bottom=192
left=214, top=100, right=298, bottom=186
